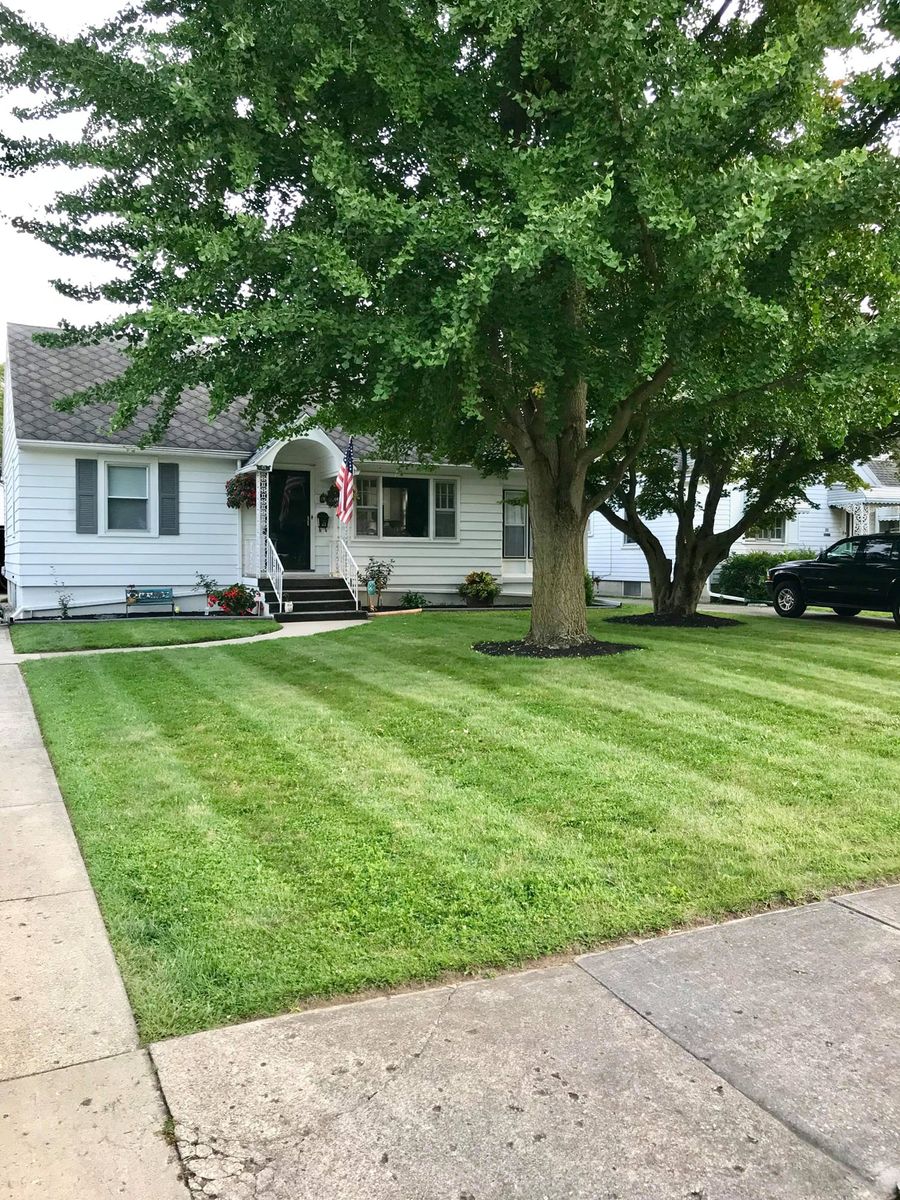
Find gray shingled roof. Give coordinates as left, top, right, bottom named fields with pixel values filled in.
left=5, top=323, right=422, bottom=463
left=867, top=456, right=900, bottom=489
left=6, top=323, right=258, bottom=454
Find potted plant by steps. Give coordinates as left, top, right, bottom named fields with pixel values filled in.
left=458, top=570, right=501, bottom=608
left=359, top=558, right=396, bottom=610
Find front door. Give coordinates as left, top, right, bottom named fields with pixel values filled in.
left=270, top=469, right=311, bottom=570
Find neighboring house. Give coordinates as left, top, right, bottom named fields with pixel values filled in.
left=0, top=475, right=5, bottom=595
left=2, top=324, right=534, bottom=619
left=587, top=465, right=900, bottom=600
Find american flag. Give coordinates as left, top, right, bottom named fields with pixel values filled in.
left=336, top=438, right=354, bottom=525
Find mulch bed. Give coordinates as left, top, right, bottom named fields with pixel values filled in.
left=605, top=612, right=743, bottom=629
left=473, top=639, right=642, bottom=659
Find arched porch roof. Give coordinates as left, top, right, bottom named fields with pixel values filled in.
left=236, top=428, right=344, bottom=475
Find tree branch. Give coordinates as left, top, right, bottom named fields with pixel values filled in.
left=581, top=417, right=649, bottom=520
left=577, top=359, right=675, bottom=470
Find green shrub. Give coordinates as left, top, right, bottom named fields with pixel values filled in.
left=399, top=591, right=427, bottom=609
left=359, top=558, right=396, bottom=608
left=584, top=570, right=596, bottom=606
left=715, top=549, right=818, bottom=603
left=458, top=570, right=501, bottom=602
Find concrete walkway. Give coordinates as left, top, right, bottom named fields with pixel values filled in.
left=5, top=616, right=367, bottom=663
left=0, top=627, right=188, bottom=1199
left=152, top=889, right=900, bottom=1200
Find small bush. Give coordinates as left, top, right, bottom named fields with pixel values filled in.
left=399, top=591, right=427, bottom=609
left=715, top=549, right=817, bottom=603
left=359, top=558, right=396, bottom=608
left=458, top=570, right=502, bottom=602
left=208, top=583, right=259, bottom=615
left=584, top=570, right=595, bottom=606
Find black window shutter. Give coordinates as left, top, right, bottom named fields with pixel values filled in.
left=158, top=463, right=180, bottom=535
left=75, top=459, right=98, bottom=534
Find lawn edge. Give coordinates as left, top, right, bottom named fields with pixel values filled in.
left=10, top=618, right=283, bottom=655
left=145, top=873, right=900, bottom=1045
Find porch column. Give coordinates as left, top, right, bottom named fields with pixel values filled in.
left=256, top=465, right=270, bottom=578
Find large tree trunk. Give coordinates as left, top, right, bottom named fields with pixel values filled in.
left=651, top=558, right=709, bottom=618
left=525, top=465, right=590, bottom=648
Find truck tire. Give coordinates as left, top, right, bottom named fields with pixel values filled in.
left=774, top=581, right=806, bottom=618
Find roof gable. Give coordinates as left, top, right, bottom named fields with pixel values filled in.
left=6, top=323, right=258, bottom=455
left=865, top=456, right=900, bottom=489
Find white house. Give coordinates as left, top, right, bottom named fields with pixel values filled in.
left=587, top=464, right=900, bottom=600
left=2, top=323, right=537, bottom=620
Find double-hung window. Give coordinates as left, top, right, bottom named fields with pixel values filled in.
left=502, top=489, right=531, bottom=558
left=107, top=464, right=149, bottom=531
left=746, top=518, right=786, bottom=542
left=354, top=476, right=458, bottom=539
left=356, top=476, right=379, bottom=537
left=434, top=481, right=457, bottom=539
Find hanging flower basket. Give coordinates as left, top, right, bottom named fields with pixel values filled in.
left=225, top=475, right=256, bottom=509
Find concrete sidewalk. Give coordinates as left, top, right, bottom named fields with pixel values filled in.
left=0, top=627, right=188, bottom=1199
left=5, top=616, right=367, bottom=664
left=152, top=890, right=900, bottom=1200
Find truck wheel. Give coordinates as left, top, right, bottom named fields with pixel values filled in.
left=774, top=582, right=806, bottom=618
left=832, top=607, right=861, bottom=618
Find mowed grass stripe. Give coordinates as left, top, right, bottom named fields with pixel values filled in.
left=22, top=608, right=900, bottom=1039
left=9, top=617, right=280, bottom=653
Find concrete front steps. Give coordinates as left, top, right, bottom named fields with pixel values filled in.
left=259, top=574, right=368, bottom=623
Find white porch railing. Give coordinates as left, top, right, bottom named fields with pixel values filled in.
left=332, top=531, right=360, bottom=609
left=264, top=536, right=285, bottom=612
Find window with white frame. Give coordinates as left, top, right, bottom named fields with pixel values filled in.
left=356, top=476, right=379, bottom=537
left=382, top=475, right=429, bottom=537
left=354, top=475, right=458, bottom=539
left=503, top=489, right=531, bottom=558
left=623, top=532, right=637, bottom=545
left=107, top=464, right=149, bottom=531
left=745, top=518, right=785, bottom=542
left=434, top=480, right=457, bottom=539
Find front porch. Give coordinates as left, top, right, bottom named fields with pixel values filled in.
left=236, top=433, right=363, bottom=617
left=838, top=498, right=900, bottom=537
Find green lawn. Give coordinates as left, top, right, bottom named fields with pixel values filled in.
left=10, top=617, right=280, bottom=653
left=22, top=608, right=900, bottom=1040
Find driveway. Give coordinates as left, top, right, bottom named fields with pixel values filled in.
left=152, top=889, right=900, bottom=1200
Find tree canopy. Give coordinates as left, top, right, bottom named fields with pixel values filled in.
left=2, top=0, right=899, bottom=643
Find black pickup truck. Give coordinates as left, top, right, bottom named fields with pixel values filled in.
left=766, top=534, right=900, bottom=626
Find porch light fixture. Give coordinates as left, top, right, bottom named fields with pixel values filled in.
left=317, top=511, right=330, bottom=532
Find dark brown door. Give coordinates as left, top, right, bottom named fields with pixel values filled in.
left=270, top=470, right=311, bottom=570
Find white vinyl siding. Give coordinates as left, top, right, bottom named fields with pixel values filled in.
left=9, top=444, right=241, bottom=613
